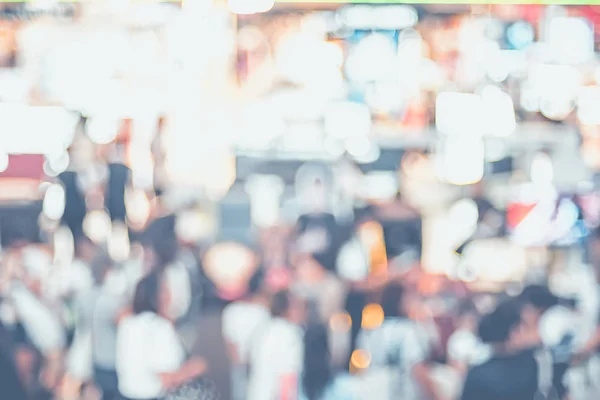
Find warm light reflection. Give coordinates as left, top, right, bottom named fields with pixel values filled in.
left=176, top=210, right=214, bottom=242
left=83, top=210, right=112, bottom=244
left=361, top=303, right=384, bottom=330
left=350, top=349, right=371, bottom=372
left=125, top=189, right=151, bottom=230
left=357, top=221, right=387, bottom=276
left=329, top=312, right=352, bottom=333
left=108, top=222, right=130, bottom=262
left=203, top=242, right=258, bottom=296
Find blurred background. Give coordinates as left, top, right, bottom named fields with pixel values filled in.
left=1, top=1, right=600, bottom=399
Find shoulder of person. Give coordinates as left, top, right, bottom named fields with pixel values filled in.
left=271, top=320, right=303, bottom=344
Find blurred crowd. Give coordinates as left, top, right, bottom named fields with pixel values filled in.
left=0, top=193, right=599, bottom=400
left=1, top=2, right=600, bottom=400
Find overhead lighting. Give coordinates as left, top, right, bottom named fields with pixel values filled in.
left=86, top=116, right=120, bottom=145
left=324, top=102, right=372, bottom=139
left=45, top=152, right=70, bottom=176
left=546, top=17, right=594, bottom=65
left=480, top=85, right=516, bottom=137
left=228, top=0, right=274, bottom=14
left=577, top=86, right=600, bottom=125
left=525, top=64, right=581, bottom=121
left=0, top=105, right=78, bottom=155
left=345, top=33, right=397, bottom=83
left=436, top=137, right=484, bottom=186
left=0, top=153, right=8, bottom=173
left=436, top=92, right=483, bottom=138
left=42, top=184, right=66, bottom=221
left=338, top=5, right=417, bottom=30
left=83, top=210, right=112, bottom=244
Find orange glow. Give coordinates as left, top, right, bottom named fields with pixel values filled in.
left=361, top=303, right=384, bottom=330
left=350, top=349, right=371, bottom=373
left=357, top=221, right=388, bottom=276
left=329, top=312, right=352, bottom=333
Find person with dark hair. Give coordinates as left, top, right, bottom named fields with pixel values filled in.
left=116, top=272, right=207, bottom=400
left=518, top=285, right=575, bottom=399
left=299, top=324, right=356, bottom=400
left=461, top=300, right=563, bottom=400
left=105, top=144, right=130, bottom=223
left=0, top=322, right=28, bottom=400
left=247, top=290, right=305, bottom=400
left=222, top=270, right=270, bottom=400
left=356, top=282, right=441, bottom=400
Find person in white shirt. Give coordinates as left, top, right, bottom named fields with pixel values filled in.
left=116, top=271, right=206, bottom=400
left=356, top=283, right=441, bottom=400
left=247, top=290, right=306, bottom=400
left=222, top=271, right=270, bottom=400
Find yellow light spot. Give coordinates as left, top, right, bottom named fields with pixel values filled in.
left=329, top=312, right=352, bottom=333
left=350, top=349, right=371, bottom=373
left=361, top=303, right=384, bottom=330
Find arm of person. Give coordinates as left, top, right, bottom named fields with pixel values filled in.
left=412, top=362, right=443, bottom=400
left=278, top=330, right=303, bottom=400
left=149, top=319, right=207, bottom=389
left=10, top=285, right=65, bottom=354
left=578, top=327, right=600, bottom=358
left=224, top=340, right=241, bottom=365
left=159, top=357, right=207, bottom=389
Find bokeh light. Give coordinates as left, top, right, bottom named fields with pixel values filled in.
left=361, top=303, right=384, bottom=330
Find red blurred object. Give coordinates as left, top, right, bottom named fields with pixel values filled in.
left=0, top=154, right=45, bottom=180
left=506, top=202, right=537, bottom=230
